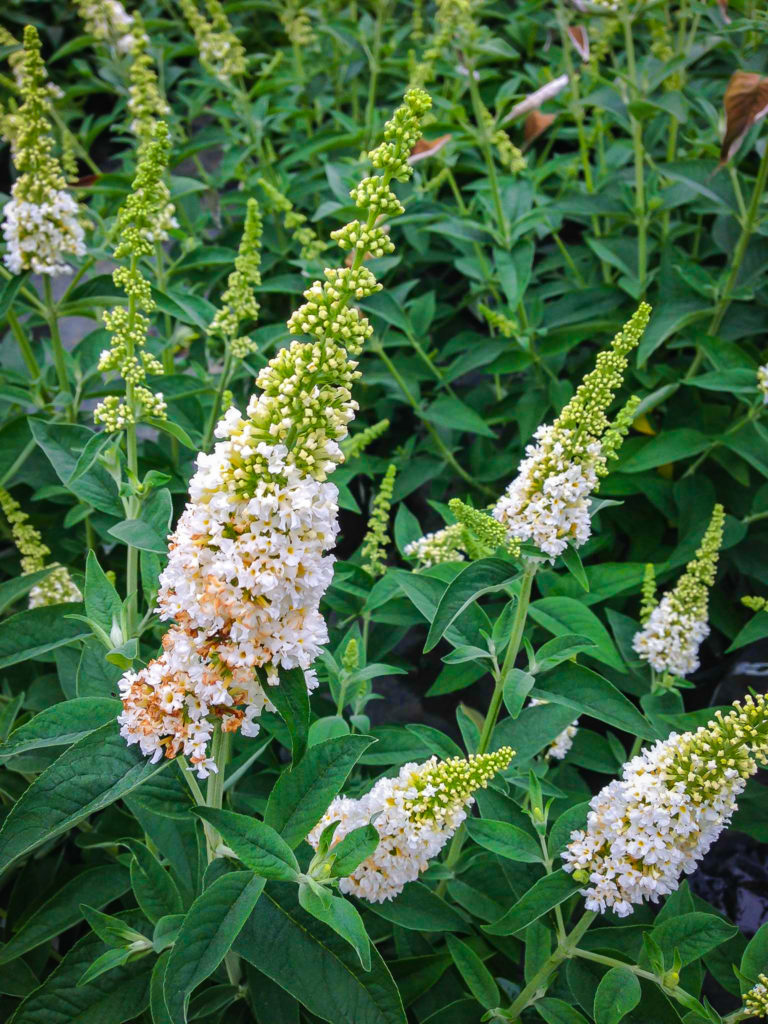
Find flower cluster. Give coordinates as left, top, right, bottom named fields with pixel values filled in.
left=117, top=90, right=432, bottom=776
left=410, top=0, right=474, bottom=88
left=528, top=699, right=579, bottom=760
left=94, top=123, right=172, bottom=431
left=361, top=464, right=397, bottom=577
left=759, top=364, right=768, bottom=404
left=0, top=487, right=81, bottom=608
left=208, top=198, right=262, bottom=360
left=492, top=304, right=650, bottom=559
left=2, top=27, right=86, bottom=276
left=562, top=693, right=768, bottom=916
left=127, top=14, right=171, bottom=149
left=308, top=748, right=514, bottom=902
left=745, top=975, right=768, bottom=1019
left=633, top=504, right=724, bottom=679
left=341, top=418, right=390, bottom=460
left=258, top=179, right=327, bottom=262
left=73, top=0, right=138, bottom=54
left=279, top=1, right=316, bottom=46
left=178, top=0, right=247, bottom=83
left=404, top=523, right=469, bottom=567
left=405, top=500, right=506, bottom=567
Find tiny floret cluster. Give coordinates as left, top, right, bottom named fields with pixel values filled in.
left=745, top=975, right=768, bottom=1019
left=308, top=748, right=514, bottom=902
left=492, top=304, right=650, bottom=559
left=759, top=365, right=768, bottom=405
left=2, top=27, right=86, bottom=276
left=117, top=91, right=432, bottom=775
left=94, top=123, right=172, bottom=431
left=179, top=0, right=247, bottom=83
left=0, top=487, right=81, bottom=608
left=633, top=504, right=724, bottom=679
left=562, top=693, right=768, bottom=916
left=74, top=0, right=138, bottom=54
left=404, top=523, right=468, bottom=567
left=361, top=464, right=397, bottom=577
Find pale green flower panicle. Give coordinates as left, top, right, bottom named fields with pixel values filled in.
left=178, top=0, right=246, bottom=83
left=361, top=464, right=397, bottom=577
left=209, top=197, right=263, bottom=359
left=94, top=122, right=173, bottom=431
left=633, top=504, right=725, bottom=679
left=127, top=13, right=171, bottom=150
left=0, top=488, right=81, bottom=608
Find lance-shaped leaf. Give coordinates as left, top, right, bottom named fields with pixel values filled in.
left=267, top=666, right=310, bottom=764
left=720, top=71, right=768, bottom=166
left=424, top=558, right=519, bottom=652
left=195, top=808, right=300, bottom=881
left=483, top=870, right=582, bottom=935
left=0, top=697, right=120, bottom=760
left=163, top=871, right=265, bottom=1024
left=0, top=722, right=166, bottom=877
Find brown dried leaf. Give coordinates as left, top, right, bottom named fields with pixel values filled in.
left=567, top=25, right=590, bottom=63
left=524, top=110, right=555, bottom=147
left=720, top=71, right=768, bottom=166
left=408, top=134, right=452, bottom=164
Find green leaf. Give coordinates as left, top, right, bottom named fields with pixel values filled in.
left=29, top=419, right=122, bottom=516
left=465, top=818, right=543, bottom=863
left=593, top=967, right=641, bottom=1024
left=0, top=604, right=89, bottom=668
left=298, top=885, right=371, bottom=970
left=126, top=840, right=184, bottom=924
left=9, top=913, right=153, bottom=1024
left=494, top=701, right=590, bottom=763
left=234, top=884, right=406, bottom=1024
left=331, top=823, right=380, bottom=876
left=108, top=519, right=167, bottom=554
left=149, top=949, right=171, bottom=1023
left=0, top=865, right=129, bottom=964
left=741, top=921, right=768, bottom=985
left=536, top=997, right=590, bottom=1024
left=365, top=881, right=467, bottom=932
left=483, top=870, right=581, bottom=935
left=502, top=668, right=535, bottom=719
left=425, top=558, right=518, bottom=652
left=151, top=286, right=217, bottom=331
left=0, top=568, right=54, bottom=615
left=619, top=429, right=710, bottom=473
left=534, top=634, right=597, bottom=672
left=0, top=697, right=119, bottom=759
left=0, top=272, right=27, bottom=319
left=195, top=808, right=300, bottom=881
left=394, top=503, right=423, bottom=556
left=422, top=396, right=496, bottom=437
left=727, top=610, right=768, bottom=653
left=267, top=666, right=310, bottom=764
left=531, top=663, right=654, bottom=738
left=81, top=905, right=148, bottom=948
left=163, top=871, right=265, bottom=1024
left=264, top=734, right=374, bottom=848
left=651, top=913, right=737, bottom=967
left=528, top=597, right=624, bottom=671
left=561, top=546, right=589, bottom=591
left=146, top=417, right=197, bottom=450
left=85, top=551, right=122, bottom=633
left=0, top=722, right=166, bottom=877
left=78, top=947, right=136, bottom=987
left=446, top=934, right=499, bottom=1009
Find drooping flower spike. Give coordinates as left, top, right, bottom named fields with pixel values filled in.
left=633, top=504, right=725, bottom=679
left=126, top=14, right=171, bottom=150
left=1, top=26, right=86, bottom=277
left=94, top=122, right=172, bottom=431
left=0, top=488, right=81, bottom=608
left=308, top=748, right=514, bottom=902
left=117, top=89, right=433, bottom=776
left=208, top=197, right=262, bottom=360
left=361, top=464, right=397, bottom=578
left=492, top=303, right=650, bottom=559
left=562, top=692, right=768, bottom=917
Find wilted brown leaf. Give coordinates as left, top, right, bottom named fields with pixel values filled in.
left=524, top=110, right=555, bottom=147
left=567, top=25, right=590, bottom=63
left=408, top=134, right=452, bottom=164
left=720, top=71, right=768, bottom=166
left=502, top=75, right=569, bottom=125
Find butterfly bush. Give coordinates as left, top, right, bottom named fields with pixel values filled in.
left=308, top=748, right=514, bottom=902
left=633, top=504, right=725, bottom=678
left=1, top=26, right=86, bottom=277
left=562, top=693, right=768, bottom=917
left=492, top=303, right=650, bottom=559
left=117, top=89, right=432, bottom=776
left=73, top=0, right=138, bottom=54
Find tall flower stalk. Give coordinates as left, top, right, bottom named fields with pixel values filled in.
left=116, top=89, right=433, bottom=777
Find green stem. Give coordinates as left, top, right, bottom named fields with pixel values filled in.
left=465, top=58, right=510, bottom=248
left=43, top=277, right=74, bottom=415
left=620, top=6, right=647, bottom=294
left=6, top=308, right=42, bottom=380
left=503, top=911, right=597, bottom=1018
left=124, top=255, right=141, bottom=637
left=438, top=563, right=536, bottom=894
left=364, top=1, right=387, bottom=151
left=204, top=347, right=235, bottom=451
